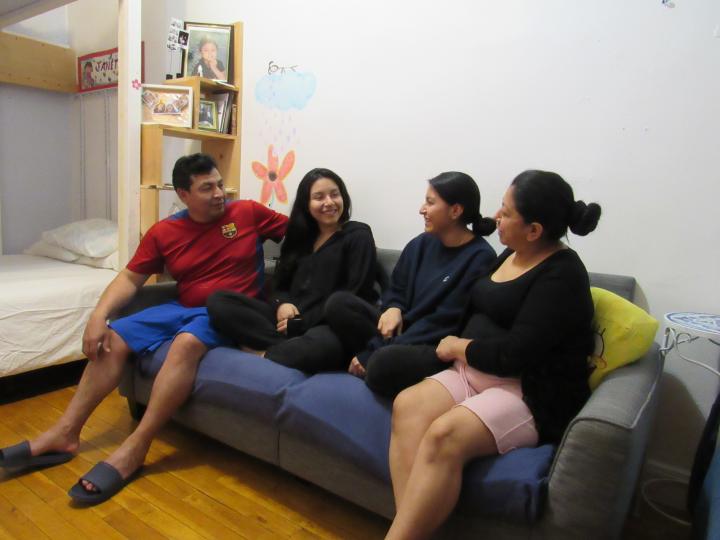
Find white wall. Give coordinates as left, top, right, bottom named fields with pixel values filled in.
left=0, top=6, right=75, bottom=253
left=0, top=84, right=75, bottom=253
left=175, top=0, right=720, bottom=476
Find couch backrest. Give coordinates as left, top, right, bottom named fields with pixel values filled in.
left=267, top=242, right=637, bottom=303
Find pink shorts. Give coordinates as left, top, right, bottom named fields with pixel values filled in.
left=429, top=362, right=539, bottom=454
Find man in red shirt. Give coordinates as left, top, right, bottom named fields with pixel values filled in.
left=0, top=154, right=288, bottom=503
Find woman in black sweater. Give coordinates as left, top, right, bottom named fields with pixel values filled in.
left=385, top=170, right=602, bottom=540
left=207, top=168, right=377, bottom=372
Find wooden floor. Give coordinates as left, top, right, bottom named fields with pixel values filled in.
left=0, top=386, right=389, bottom=539
left=0, top=378, right=695, bottom=540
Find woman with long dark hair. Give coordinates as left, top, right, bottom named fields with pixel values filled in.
left=323, top=171, right=497, bottom=397
left=385, top=170, right=602, bottom=540
left=207, top=168, right=377, bottom=372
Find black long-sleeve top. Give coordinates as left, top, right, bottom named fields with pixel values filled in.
left=271, top=221, right=378, bottom=331
left=461, top=248, right=594, bottom=443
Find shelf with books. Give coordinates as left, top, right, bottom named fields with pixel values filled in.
left=163, top=75, right=238, bottom=134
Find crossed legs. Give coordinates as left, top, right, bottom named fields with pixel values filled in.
left=387, top=379, right=498, bottom=540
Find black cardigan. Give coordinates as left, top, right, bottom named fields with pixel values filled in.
left=271, top=221, right=378, bottom=330
left=461, top=248, right=594, bottom=444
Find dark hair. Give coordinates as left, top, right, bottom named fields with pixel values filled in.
left=428, top=171, right=496, bottom=236
left=274, top=168, right=351, bottom=289
left=510, top=170, right=601, bottom=242
left=172, top=153, right=218, bottom=191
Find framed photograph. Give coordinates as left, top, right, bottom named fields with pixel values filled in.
left=182, top=22, right=233, bottom=82
left=78, top=43, right=144, bottom=93
left=141, top=84, right=193, bottom=128
left=198, top=99, right=218, bottom=130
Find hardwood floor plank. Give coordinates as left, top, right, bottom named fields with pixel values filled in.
left=0, top=493, right=50, bottom=540
left=102, top=507, right=169, bottom=540
left=0, top=482, right=81, bottom=540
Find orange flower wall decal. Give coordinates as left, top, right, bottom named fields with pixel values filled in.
left=252, top=145, right=295, bottom=206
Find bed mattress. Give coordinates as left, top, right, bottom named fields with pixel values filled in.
left=0, top=255, right=117, bottom=377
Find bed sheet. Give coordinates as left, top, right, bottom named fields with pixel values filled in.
left=0, top=255, right=117, bottom=377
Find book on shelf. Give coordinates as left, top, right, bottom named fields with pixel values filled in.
left=205, top=92, right=231, bottom=133
left=230, top=104, right=237, bottom=135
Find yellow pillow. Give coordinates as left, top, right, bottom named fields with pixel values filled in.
left=588, top=287, right=658, bottom=390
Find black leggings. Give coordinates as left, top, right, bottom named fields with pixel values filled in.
left=324, top=291, right=447, bottom=398
left=206, top=291, right=346, bottom=374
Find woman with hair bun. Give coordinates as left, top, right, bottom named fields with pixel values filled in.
left=385, top=170, right=601, bottom=540
left=324, top=171, right=497, bottom=397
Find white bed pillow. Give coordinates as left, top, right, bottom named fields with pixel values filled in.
left=76, top=251, right=120, bottom=271
left=24, top=240, right=80, bottom=262
left=42, top=219, right=118, bottom=258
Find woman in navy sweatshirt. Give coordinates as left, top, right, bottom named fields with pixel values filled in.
left=324, top=171, right=497, bottom=397
left=207, top=168, right=378, bottom=373
left=385, top=170, right=601, bottom=540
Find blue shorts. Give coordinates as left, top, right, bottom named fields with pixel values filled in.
left=109, top=301, right=231, bottom=355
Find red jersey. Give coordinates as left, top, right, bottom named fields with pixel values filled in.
left=128, top=200, right=288, bottom=307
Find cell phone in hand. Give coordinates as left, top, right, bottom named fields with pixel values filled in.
left=286, top=316, right=304, bottom=338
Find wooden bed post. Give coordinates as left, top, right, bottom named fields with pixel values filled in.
left=117, top=0, right=142, bottom=266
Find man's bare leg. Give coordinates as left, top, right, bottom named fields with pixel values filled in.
left=82, top=332, right=207, bottom=490
left=29, top=330, right=130, bottom=457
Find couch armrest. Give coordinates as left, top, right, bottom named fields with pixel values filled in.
left=115, top=282, right=179, bottom=319
left=540, top=343, right=663, bottom=539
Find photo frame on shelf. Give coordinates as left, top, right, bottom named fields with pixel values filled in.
left=141, top=84, right=192, bottom=128
left=182, top=22, right=233, bottom=83
left=198, top=99, right=218, bottom=131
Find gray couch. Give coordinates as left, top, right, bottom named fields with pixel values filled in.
left=118, top=248, right=663, bottom=539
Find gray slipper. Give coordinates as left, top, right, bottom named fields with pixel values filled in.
left=68, top=461, right=140, bottom=505
left=0, top=441, right=73, bottom=470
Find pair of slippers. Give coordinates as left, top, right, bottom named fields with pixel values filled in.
left=1, top=440, right=138, bottom=505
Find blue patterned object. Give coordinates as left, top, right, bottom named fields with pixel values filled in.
left=666, top=313, right=720, bottom=337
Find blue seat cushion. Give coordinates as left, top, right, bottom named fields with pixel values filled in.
left=136, top=343, right=308, bottom=422
left=277, top=372, right=393, bottom=481
left=278, top=371, right=555, bottom=523
left=457, top=444, right=555, bottom=523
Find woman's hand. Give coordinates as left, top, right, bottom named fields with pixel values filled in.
left=348, top=357, right=367, bottom=378
left=276, top=303, right=300, bottom=334
left=436, top=336, right=472, bottom=363
left=377, top=307, right=403, bottom=339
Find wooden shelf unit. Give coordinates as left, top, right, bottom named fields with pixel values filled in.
left=139, top=21, right=243, bottom=238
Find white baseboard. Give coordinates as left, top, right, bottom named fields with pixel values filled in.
left=637, top=459, right=692, bottom=513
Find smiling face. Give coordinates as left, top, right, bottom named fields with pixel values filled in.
left=176, top=168, right=225, bottom=223
left=308, top=177, right=344, bottom=229
left=419, top=185, right=460, bottom=235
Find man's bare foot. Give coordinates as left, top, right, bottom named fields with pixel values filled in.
left=80, top=438, right=148, bottom=493
left=29, top=424, right=80, bottom=457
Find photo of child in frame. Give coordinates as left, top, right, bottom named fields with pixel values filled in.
left=183, top=23, right=232, bottom=83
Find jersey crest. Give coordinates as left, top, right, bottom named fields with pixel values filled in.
left=221, top=222, right=237, bottom=239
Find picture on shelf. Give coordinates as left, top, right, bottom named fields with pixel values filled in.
left=141, top=84, right=192, bottom=128
left=182, top=22, right=233, bottom=82
left=198, top=99, right=218, bottom=131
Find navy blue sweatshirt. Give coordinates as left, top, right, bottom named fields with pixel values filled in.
left=357, top=232, right=496, bottom=365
